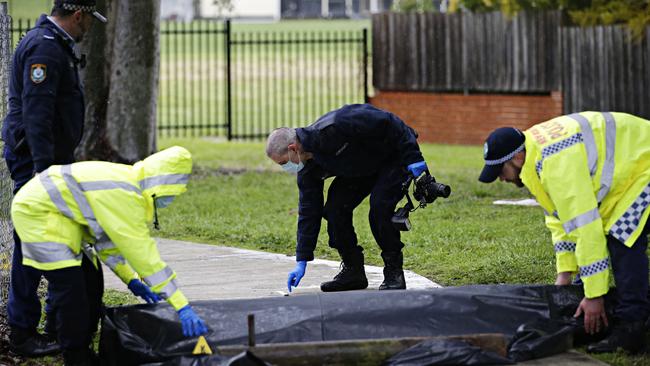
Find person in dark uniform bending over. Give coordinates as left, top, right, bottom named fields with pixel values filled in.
left=1, top=0, right=106, bottom=359
left=266, top=104, right=430, bottom=292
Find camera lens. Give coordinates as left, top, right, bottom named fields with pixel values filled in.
left=433, top=182, right=451, bottom=198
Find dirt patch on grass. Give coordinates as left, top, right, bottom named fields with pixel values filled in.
left=192, top=165, right=275, bottom=178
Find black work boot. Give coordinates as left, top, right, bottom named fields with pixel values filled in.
left=587, top=320, right=646, bottom=354
left=9, top=327, right=61, bottom=357
left=379, top=251, right=406, bottom=290
left=321, top=249, right=368, bottom=292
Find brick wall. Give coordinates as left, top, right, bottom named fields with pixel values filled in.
left=370, top=91, right=563, bottom=145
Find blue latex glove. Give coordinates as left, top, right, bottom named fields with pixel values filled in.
left=177, top=305, right=208, bottom=337
left=287, top=260, right=307, bottom=292
left=128, top=279, right=161, bottom=304
left=407, top=161, right=428, bottom=178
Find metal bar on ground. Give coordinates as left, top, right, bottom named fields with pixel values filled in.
left=247, top=313, right=256, bottom=347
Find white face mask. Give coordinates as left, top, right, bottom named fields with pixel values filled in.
left=155, top=196, right=175, bottom=209
left=281, top=149, right=304, bottom=174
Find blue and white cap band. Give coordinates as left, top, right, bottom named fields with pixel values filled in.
left=484, top=142, right=526, bottom=166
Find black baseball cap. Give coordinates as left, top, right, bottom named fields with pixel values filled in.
left=54, top=0, right=107, bottom=23
left=478, top=127, right=526, bottom=183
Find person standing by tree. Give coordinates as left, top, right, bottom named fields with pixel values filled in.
left=1, top=0, right=106, bottom=357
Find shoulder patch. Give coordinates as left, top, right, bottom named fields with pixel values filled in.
left=30, top=64, right=47, bottom=84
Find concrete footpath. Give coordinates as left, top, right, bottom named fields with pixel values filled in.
left=102, top=239, right=608, bottom=366
left=102, top=238, right=440, bottom=299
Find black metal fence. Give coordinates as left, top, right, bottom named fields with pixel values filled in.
left=11, top=19, right=370, bottom=140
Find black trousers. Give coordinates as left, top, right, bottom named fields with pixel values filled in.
left=323, top=163, right=409, bottom=259
left=41, top=255, right=104, bottom=351
left=607, top=220, right=650, bottom=322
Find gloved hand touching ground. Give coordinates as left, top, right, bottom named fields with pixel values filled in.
left=287, top=260, right=307, bottom=292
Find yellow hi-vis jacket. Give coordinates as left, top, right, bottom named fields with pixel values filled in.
left=520, top=112, right=650, bottom=299
left=11, top=146, right=193, bottom=311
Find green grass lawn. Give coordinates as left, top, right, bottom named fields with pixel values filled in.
left=158, top=138, right=555, bottom=285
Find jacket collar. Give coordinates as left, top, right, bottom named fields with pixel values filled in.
left=36, top=14, right=76, bottom=49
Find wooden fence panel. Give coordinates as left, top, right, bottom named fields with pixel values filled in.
left=372, top=11, right=561, bottom=93
left=561, top=25, right=650, bottom=118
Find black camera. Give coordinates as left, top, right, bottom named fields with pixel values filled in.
left=413, top=173, right=451, bottom=204
left=391, top=172, right=451, bottom=231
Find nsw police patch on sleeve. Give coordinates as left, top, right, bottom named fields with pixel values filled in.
left=30, top=64, right=47, bottom=84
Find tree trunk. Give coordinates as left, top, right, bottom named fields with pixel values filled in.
left=77, top=0, right=115, bottom=161
left=106, top=0, right=160, bottom=162
left=77, top=0, right=160, bottom=163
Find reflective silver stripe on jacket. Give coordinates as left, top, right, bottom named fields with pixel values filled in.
left=597, top=112, right=616, bottom=203
left=39, top=170, right=75, bottom=220
left=157, top=279, right=179, bottom=299
left=568, top=113, right=598, bottom=176
left=562, top=207, right=600, bottom=233
left=94, top=237, right=116, bottom=252
left=61, top=165, right=104, bottom=240
left=22, top=241, right=83, bottom=263
left=80, top=181, right=141, bottom=194
left=609, top=183, right=650, bottom=242
left=143, top=266, right=174, bottom=287
left=554, top=241, right=576, bottom=253
left=139, top=174, right=189, bottom=190
left=103, top=254, right=127, bottom=269
left=536, top=133, right=583, bottom=176
left=579, top=257, right=609, bottom=278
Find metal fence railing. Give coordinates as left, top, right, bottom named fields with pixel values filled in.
left=158, top=20, right=369, bottom=140
left=10, top=19, right=370, bottom=141
left=0, top=1, right=14, bottom=320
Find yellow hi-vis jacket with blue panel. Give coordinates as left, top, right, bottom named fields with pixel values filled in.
left=520, top=112, right=650, bottom=299
left=11, top=146, right=192, bottom=311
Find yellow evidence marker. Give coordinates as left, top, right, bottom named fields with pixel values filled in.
left=192, top=335, right=213, bottom=355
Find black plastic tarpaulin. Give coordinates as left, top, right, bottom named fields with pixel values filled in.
left=99, top=284, right=599, bottom=365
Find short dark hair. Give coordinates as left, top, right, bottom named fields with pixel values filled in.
left=50, top=6, right=76, bottom=17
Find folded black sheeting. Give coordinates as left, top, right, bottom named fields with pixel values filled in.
left=383, top=338, right=515, bottom=366
left=99, top=284, right=593, bottom=365
left=142, top=351, right=271, bottom=366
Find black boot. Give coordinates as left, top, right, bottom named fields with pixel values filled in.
left=587, top=320, right=646, bottom=354
left=63, top=347, right=99, bottom=366
left=379, top=251, right=406, bottom=290
left=321, top=249, right=368, bottom=292
left=9, top=327, right=61, bottom=357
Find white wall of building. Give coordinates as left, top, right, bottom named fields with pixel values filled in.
left=161, top=0, right=195, bottom=21
left=201, top=0, right=281, bottom=20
